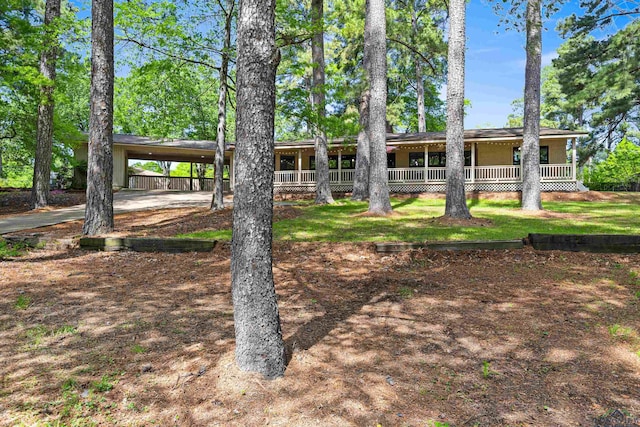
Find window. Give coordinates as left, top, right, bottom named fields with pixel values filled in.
left=539, top=146, right=549, bottom=164
left=310, top=155, right=352, bottom=169
left=409, top=152, right=425, bottom=167
left=513, top=146, right=549, bottom=165
left=341, top=154, right=356, bottom=169
left=428, top=152, right=445, bottom=167
left=387, top=153, right=396, bottom=168
left=280, top=155, right=295, bottom=171
left=464, top=150, right=472, bottom=167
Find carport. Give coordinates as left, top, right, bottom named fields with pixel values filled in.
left=73, top=135, right=234, bottom=191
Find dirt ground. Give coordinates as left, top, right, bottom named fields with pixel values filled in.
left=2, top=196, right=640, bottom=426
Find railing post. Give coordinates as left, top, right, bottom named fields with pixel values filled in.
left=338, top=150, right=342, bottom=184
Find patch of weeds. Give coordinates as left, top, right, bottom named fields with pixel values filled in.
left=608, top=324, right=635, bottom=340
left=53, top=325, right=77, bottom=335
left=91, top=374, right=115, bottom=393
left=24, top=324, right=77, bottom=348
left=482, top=360, right=497, bottom=379
left=15, top=294, right=32, bottom=310
left=131, top=344, right=146, bottom=354
left=398, top=286, right=414, bottom=299
left=634, top=290, right=640, bottom=300
left=25, top=325, right=49, bottom=347
left=310, top=298, right=318, bottom=304
left=61, top=377, right=78, bottom=391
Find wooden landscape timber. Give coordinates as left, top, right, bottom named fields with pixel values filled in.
left=79, top=237, right=217, bottom=253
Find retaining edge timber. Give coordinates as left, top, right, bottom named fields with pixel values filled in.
left=528, top=234, right=640, bottom=253
left=376, top=240, right=524, bottom=253
left=79, top=237, right=217, bottom=253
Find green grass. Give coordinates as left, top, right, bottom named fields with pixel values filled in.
left=180, top=197, right=640, bottom=242
left=15, top=295, right=32, bottom=310
left=0, top=238, right=27, bottom=258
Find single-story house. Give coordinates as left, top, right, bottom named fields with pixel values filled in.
left=73, top=127, right=587, bottom=193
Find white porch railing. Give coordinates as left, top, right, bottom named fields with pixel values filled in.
left=273, top=164, right=574, bottom=186
left=540, top=164, right=572, bottom=181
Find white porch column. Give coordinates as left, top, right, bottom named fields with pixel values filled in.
left=298, top=149, right=302, bottom=184
left=338, top=150, right=342, bottom=184
left=424, top=144, right=429, bottom=183
left=571, top=138, right=577, bottom=181
left=471, top=142, right=476, bottom=183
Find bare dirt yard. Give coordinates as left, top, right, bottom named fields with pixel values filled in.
left=1, top=194, right=640, bottom=426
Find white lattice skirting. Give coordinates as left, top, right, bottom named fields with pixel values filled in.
left=273, top=181, right=579, bottom=194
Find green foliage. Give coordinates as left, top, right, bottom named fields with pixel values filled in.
left=583, top=138, right=640, bottom=191
left=554, top=3, right=639, bottom=154
left=0, top=238, right=27, bottom=259
left=91, top=375, right=114, bottom=393
left=131, top=344, right=146, bottom=354
left=129, top=161, right=162, bottom=174
left=0, top=1, right=88, bottom=184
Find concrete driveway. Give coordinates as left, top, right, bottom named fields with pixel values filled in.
left=0, top=190, right=227, bottom=235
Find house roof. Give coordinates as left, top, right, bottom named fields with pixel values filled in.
left=97, top=127, right=587, bottom=156
left=274, top=127, right=588, bottom=148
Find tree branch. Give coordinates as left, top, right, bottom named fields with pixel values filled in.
left=118, top=36, right=221, bottom=71
left=387, top=36, right=438, bottom=75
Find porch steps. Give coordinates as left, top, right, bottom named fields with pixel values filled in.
left=376, top=239, right=524, bottom=253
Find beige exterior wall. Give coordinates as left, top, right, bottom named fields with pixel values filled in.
left=114, top=145, right=128, bottom=188
left=256, top=138, right=570, bottom=172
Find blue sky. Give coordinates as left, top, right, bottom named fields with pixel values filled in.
left=464, top=1, right=582, bottom=129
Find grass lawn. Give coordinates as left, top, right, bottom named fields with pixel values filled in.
left=181, top=197, right=640, bottom=242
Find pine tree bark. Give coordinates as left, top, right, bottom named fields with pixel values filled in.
left=444, top=0, right=471, bottom=219
left=352, top=0, right=373, bottom=201
left=366, top=0, right=392, bottom=215
left=231, top=0, right=285, bottom=379
left=411, top=6, right=426, bottom=133
left=522, top=0, right=543, bottom=211
left=311, top=0, right=334, bottom=204
left=211, top=0, right=234, bottom=211
left=83, top=0, right=114, bottom=235
left=31, top=0, right=61, bottom=209
left=351, top=88, right=370, bottom=200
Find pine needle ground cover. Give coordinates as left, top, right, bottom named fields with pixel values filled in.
left=2, top=192, right=640, bottom=425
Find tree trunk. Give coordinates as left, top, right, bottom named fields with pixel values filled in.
left=411, top=6, right=426, bottom=133
left=83, top=0, right=114, bottom=235
left=352, top=0, right=373, bottom=202
left=351, top=89, right=370, bottom=200
left=30, top=0, right=61, bottom=209
left=196, top=163, right=207, bottom=190
left=158, top=161, right=172, bottom=177
left=231, top=0, right=285, bottom=379
left=211, top=0, right=234, bottom=211
left=366, top=0, right=392, bottom=215
left=522, top=0, right=543, bottom=211
left=444, top=0, right=471, bottom=219
left=311, top=0, right=334, bottom=204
